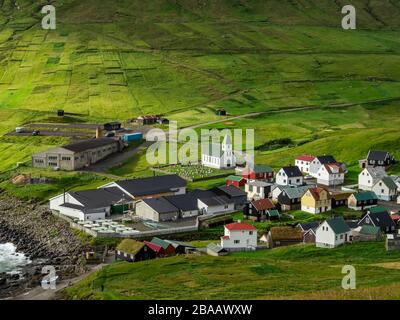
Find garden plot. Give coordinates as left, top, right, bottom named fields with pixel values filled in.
left=158, top=164, right=234, bottom=181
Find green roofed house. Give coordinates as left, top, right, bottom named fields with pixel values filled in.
left=358, top=206, right=396, bottom=234
left=348, top=191, right=378, bottom=211
left=357, top=225, right=382, bottom=241
left=267, top=209, right=280, bottom=220
left=226, top=175, right=246, bottom=188
left=150, top=237, right=175, bottom=256
left=316, top=217, right=352, bottom=248
left=116, top=239, right=156, bottom=262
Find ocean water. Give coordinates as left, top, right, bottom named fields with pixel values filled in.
left=0, top=243, right=31, bottom=274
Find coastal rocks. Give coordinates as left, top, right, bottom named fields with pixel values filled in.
left=0, top=195, right=89, bottom=298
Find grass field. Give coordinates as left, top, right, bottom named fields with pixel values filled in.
left=65, top=242, right=400, bottom=300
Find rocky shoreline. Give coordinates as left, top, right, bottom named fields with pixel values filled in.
left=0, top=194, right=88, bottom=299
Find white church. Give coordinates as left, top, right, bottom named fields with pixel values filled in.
left=201, top=135, right=236, bottom=169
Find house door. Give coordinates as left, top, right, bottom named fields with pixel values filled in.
left=345, top=234, right=348, bottom=242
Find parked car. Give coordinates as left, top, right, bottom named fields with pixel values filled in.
left=32, top=130, right=40, bottom=136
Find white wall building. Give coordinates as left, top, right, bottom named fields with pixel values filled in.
left=315, top=217, right=352, bottom=249
left=198, top=197, right=235, bottom=215
left=309, top=155, right=337, bottom=178
left=371, top=177, right=398, bottom=201
left=358, top=167, right=388, bottom=191
left=245, top=180, right=272, bottom=200
left=276, top=166, right=304, bottom=186
left=220, top=221, right=257, bottom=251
left=316, top=163, right=345, bottom=186
left=201, top=135, right=236, bottom=169
left=295, top=155, right=315, bottom=174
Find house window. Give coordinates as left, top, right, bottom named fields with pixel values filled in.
left=48, top=156, right=57, bottom=160
left=234, top=240, right=240, bottom=244
left=340, top=234, right=343, bottom=239
left=61, top=156, right=71, bottom=161
left=249, top=231, right=253, bottom=235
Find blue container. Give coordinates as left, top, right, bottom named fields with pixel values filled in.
left=123, top=132, right=143, bottom=142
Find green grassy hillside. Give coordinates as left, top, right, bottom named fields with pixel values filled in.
left=65, top=242, right=400, bottom=300
left=0, top=1, right=399, bottom=185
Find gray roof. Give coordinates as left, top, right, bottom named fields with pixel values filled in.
left=207, top=243, right=227, bottom=253
left=69, top=187, right=127, bottom=210
left=143, top=197, right=178, bottom=214
left=367, top=150, right=391, bottom=161
left=216, top=185, right=247, bottom=198
left=63, top=138, right=117, bottom=153
left=365, top=167, right=388, bottom=180
left=115, top=175, right=187, bottom=197
left=298, top=221, right=319, bottom=231
left=378, top=177, right=397, bottom=190
left=281, top=166, right=303, bottom=177
left=164, top=193, right=199, bottom=212
left=199, top=196, right=233, bottom=207
left=246, top=180, right=273, bottom=187
left=280, top=185, right=310, bottom=199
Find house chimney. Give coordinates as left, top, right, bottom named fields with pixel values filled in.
left=96, top=127, right=102, bottom=139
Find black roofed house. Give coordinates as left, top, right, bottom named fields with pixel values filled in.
left=32, top=138, right=120, bottom=171
left=277, top=185, right=310, bottom=211
left=49, top=187, right=131, bottom=221
left=276, top=166, right=304, bottom=186
left=100, top=175, right=187, bottom=202
left=212, top=185, right=247, bottom=209
left=116, top=239, right=156, bottom=263
left=360, top=150, right=396, bottom=169
left=358, top=206, right=396, bottom=234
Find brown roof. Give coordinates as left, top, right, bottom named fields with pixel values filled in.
left=308, top=187, right=330, bottom=201
left=269, top=227, right=303, bottom=241
left=251, top=198, right=275, bottom=211
left=323, top=163, right=344, bottom=174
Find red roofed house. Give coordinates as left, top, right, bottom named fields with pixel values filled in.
left=220, top=221, right=257, bottom=251
left=301, top=187, right=331, bottom=214
left=242, top=164, right=274, bottom=182
left=244, top=198, right=279, bottom=222
left=143, top=240, right=165, bottom=257
left=295, top=155, right=315, bottom=174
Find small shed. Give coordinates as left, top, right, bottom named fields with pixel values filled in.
left=207, top=243, right=228, bottom=256
left=261, top=226, right=303, bottom=249
left=226, top=175, right=246, bottom=188
left=150, top=237, right=176, bottom=256
left=216, top=108, right=227, bottom=116
left=104, top=122, right=122, bottom=131
left=357, top=225, right=382, bottom=241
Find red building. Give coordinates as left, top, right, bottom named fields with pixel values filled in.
left=242, top=164, right=274, bottom=182
left=226, top=175, right=246, bottom=188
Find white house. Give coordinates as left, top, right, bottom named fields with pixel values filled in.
left=198, top=196, right=235, bottom=215
left=309, top=155, right=337, bottom=178
left=315, top=217, right=352, bottom=249
left=316, top=163, right=345, bottom=186
left=371, top=177, right=398, bottom=201
left=245, top=180, right=272, bottom=200
left=358, top=167, right=388, bottom=191
left=49, top=188, right=130, bottom=221
left=220, top=221, right=257, bottom=251
left=295, top=155, right=315, bottom=174
left=275, top=166, right=304, bottom=186
left=201, top=135, right=236, bottom=169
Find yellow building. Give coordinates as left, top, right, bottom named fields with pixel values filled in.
left=301, top=187, right=331, bottom=214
